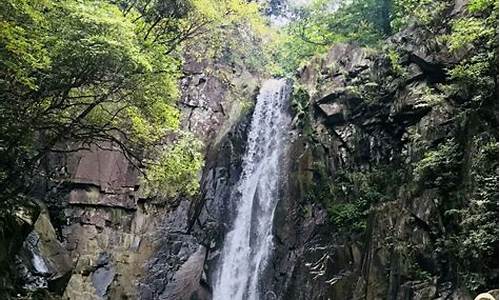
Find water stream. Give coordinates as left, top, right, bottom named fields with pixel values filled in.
left=212, top=78, right=291, bottom=300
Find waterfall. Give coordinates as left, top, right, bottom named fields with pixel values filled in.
left=213, top=78, right=291, bottom=300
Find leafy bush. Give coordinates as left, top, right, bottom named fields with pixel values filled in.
left=291, top=85, right=312, bottom=132
left=142, top=133, right=205, bottom=199
left=444, top=0, right=498, bottom=96
left=391, top=0, right=449, bottom=30
left=308, top=165, right=405, bottom=233
left=387, top=48, right=405, bottom=75
left=327, top=202, right=367, bottom=232
left=413, top=139, right=462, bottom=189
left=447, top=18, right=495, bottom=52
left=467, top=0, right=498, bottom=14
left=415, top=85, right=446, bottom=107
left=446, top=137, right=499, bottom=293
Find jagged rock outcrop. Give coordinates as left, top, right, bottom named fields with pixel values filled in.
left=43, top=144, right=165, bottom=300
left=179, top=56, right=260, bottom=146
left=265, top=1, right=498, bottom=299
left=0, top=204, right=40, bottom=296
left=16, top=206, right=72, bottom=294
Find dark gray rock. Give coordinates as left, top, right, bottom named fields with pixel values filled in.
left=91, top=253, right=115, bottom=298
left=267, top=4, right=496, bottom=298
left=15, top=208, right=72, bottom=295
left=160, top=246, right=208, bottom=300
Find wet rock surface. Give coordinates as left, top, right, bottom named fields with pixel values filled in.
left=15, top=208, right=72, bottom=294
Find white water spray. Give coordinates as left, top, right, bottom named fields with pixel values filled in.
left=212, top=79, right=291, bottom=300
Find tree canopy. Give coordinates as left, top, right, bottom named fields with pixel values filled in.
left=267, top=0, right=461, bottom=74
left=0, top=0, right=267, bottom=207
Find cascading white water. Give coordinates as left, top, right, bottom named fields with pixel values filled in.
left=213, top=78, right=291, bottom=300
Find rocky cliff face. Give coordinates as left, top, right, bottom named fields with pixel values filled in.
left=264, top=2, right=498, bottom=299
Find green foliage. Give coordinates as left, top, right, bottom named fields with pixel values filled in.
left=162, top=0, right=271, bottom=73
left=268, top=30, right=329, bottom=76
left=413, top=139, right=462, bottom=189
left=468, top=0, right=498, bottom=13
left=445, top=137, right=499, bottom=293
left=447, top=55, right=495, bottom=96
left=327, top=0, right=392, bottom=38
left=408, top=260, right=433, bottom=281
left=328, top=202, right=367, bottom=232
left=291, top=85, right=311, bottom=132
left=142, top=134, right=204, bottom=199
left=387, top=48, right=406, bottom=75
left=122, top=0, right=265, bottom=55
left=460, top=273, right=488, bottom=293
left=415, top=85, right=446, bottom=107
left=268, top=0, right=389, bottom=74
left=0, top=0, right=52, bottom=89
left=268, top=0, right=458, bottom=75
left=391, top=0, right=449, bottom=30
left=268, top=0, right=453, bottom=75
left=308, top=164, right=405, bottom=233
left=444, top=0, right=498, bottom=98
left=327, top=168, right=404, bottom=232
left=2, top=0, right=258, bottom=205
left=387, top=49, right=400, bottom=69
left=447, top=18, right=495, bottom=52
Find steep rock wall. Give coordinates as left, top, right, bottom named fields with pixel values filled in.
left=267, top=2, right=498, bottom=299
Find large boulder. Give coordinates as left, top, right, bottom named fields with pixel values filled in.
left=0, top=204, right=40, bottom=298
left=15, top=205, right=72, bottom=294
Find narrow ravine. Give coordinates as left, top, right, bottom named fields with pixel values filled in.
left=212, top=78, right=291, bottom=300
